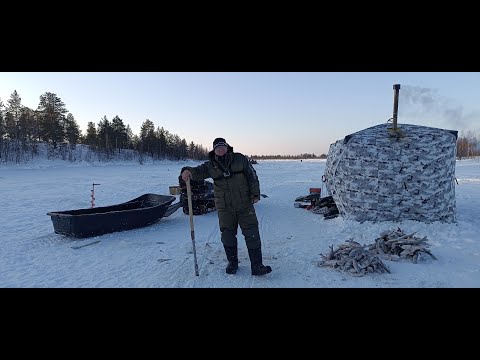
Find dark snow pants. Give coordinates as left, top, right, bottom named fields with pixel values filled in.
left=218, top=205, right=261, bottom=250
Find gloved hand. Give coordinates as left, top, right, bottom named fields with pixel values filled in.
left=181, top=170, right=192, bottom=182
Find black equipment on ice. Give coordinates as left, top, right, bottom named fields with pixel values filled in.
left=178, top=176, right=216, bottom=215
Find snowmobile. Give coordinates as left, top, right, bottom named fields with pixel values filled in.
left=178, top=176, right=216, bottom=215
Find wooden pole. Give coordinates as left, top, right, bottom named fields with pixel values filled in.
left=186, top=177, right=199, bottom=276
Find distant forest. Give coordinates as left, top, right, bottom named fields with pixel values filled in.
left=0, top=90, right=478, bottom=164
left=251, top=154, right=327, bottom=160
left=0, top=90, right=327, bottom=164
left=0, top=90, right=213, bottom=164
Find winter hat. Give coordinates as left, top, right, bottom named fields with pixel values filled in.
left=213, top=137, right=228, bottom=149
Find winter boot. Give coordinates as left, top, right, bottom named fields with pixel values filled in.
left=248, top=248, right=272, bottom=276
left=224, top=246, right=238, bottom=274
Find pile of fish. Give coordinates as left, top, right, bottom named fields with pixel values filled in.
left=318, top=239, right=390, bottom=277
left=318, top=228, right=437, bottom=277
left=367, top=228, right=437, bottom=263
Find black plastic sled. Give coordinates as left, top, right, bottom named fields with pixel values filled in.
left=47, top=194, right=182, bottom=238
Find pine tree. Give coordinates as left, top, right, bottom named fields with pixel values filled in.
left=125, top=125, right=134, bottom=150
left=84, top=122, right=97, bottom=146
left=140, top=119, right=155, bottom=157
left=6, top=91, right=24, bottom=163
left=6, top=90, right=22, bottom=122
left=37, top=92, right=68, bottom=148
left=156, top=126, right=167, bottom=158
left=111, top=115, right=127, bottom=152
left=179, top=138, right=188, bottom=159
left=188, top=141, right=196, bottom=159
left=64, top=113, right=80, bottom=147
left=97, top=116, right=113, bottom=153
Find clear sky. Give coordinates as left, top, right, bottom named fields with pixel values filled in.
left=1, top=72, right=479, bottom=155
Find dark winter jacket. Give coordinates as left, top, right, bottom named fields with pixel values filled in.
left=181, top=146, right=260, bottom=211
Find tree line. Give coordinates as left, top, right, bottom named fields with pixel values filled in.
left=0, top=90, right=210, bottom=164
left=2, top=90, right=478, bottom=164
left=251, top=153, right=327, bottom=160
left=457, top=130, right=480, bottom=159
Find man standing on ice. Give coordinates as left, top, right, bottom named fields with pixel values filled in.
left=180, top=137, right=272, bottom=276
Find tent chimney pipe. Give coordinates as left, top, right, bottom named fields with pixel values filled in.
left=393, top=84, right=401, bottom=130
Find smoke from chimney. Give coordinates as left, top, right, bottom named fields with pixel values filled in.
left=398, top=85, right=478, bottom=130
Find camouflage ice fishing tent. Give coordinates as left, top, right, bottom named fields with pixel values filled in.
left=324, top=123, right=458, bottom=223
